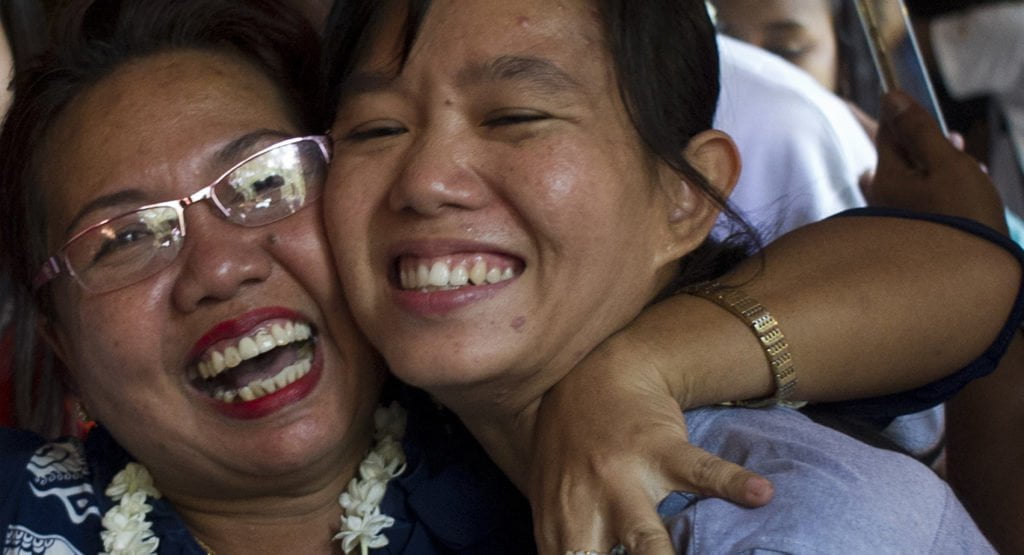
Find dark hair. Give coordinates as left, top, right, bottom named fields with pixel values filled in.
left=324, top=0, right=759, bottom=298
left=0, top=0, right=320, bottom=436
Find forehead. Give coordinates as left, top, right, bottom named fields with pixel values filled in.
left=40, top=50, right=295, bottom=233
left=717, top=0, right=832, bottom=30
left=360, top=0, right=606, bottom=79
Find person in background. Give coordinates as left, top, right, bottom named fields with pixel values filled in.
left=711, top=0, right=884, bottom=118
left=715, top=34, right=873, bottom=241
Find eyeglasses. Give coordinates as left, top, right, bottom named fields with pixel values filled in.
left=34, top=135, right=331, bottom=294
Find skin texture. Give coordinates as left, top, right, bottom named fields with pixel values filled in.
left=714, top=0, right=839, bottom=91
left=40, top=50, right=383, bottom=554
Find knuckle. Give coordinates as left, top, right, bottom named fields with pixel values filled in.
left=622, top=525, right=672, bottom=554
left=691, top=452, right=728, bottom=490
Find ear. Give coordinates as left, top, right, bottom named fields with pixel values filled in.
left=653, top=130, right=741, bottom=267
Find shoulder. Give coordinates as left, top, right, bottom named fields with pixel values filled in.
left=0, top=429, right=103, bottom=555
left=662, top=407, right=993, bottom=553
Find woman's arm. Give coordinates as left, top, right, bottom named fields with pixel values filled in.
left=529, top=92, right=1022, bottom=554
left=946, top=334, right=1024, bottom=554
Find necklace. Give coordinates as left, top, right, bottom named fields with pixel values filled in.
left=99, top=403, right=407, bottom=555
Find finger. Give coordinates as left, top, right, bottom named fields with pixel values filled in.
left=544, top=503, right=616, bottom=555
left=874, top=109, right=921, bottom=182
left=554, top=489, right=674, bottom=555
left=674, top=448, right=773, bottom=508
left=609, top=488, right=676, bottom=555
left=949, top=131, right=966, bottom=152
left=879, top=91, right=955, bottom=172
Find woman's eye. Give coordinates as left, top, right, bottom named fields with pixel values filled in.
left=767, top=41, right=812, bottom=62
left=484, top=111, right=550, bottom=127
left=91, top=225, right=155, bottom=264
left=343, top=122, right=408, bottom=142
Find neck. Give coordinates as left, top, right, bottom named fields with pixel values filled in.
left=170, top=470, right=356, bottom=554
left=430, top=360, right=572, bottom=492
left=153, top=424, right=375, bottom=554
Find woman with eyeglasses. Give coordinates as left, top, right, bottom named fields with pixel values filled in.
left=0, top=0, right=1021, bottom=553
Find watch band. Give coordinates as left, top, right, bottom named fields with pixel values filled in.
left=689, top=282, right=804, bottom=408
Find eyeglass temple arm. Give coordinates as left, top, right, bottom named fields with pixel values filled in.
left=33, top=257, right=62, bottom=291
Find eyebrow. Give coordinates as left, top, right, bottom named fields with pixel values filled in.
left=213, top=129, right=292, bottom=167
left=342, top=55, right=582, bottom=98
left=342, top=70, right=399, bottom=97
left=457, top=55, right=582, bottom=95
left=764, top=20, right=807, bottom=35
left=64, top=129, right=292, bottom=236
left=63, top=189, right=150, bottom=237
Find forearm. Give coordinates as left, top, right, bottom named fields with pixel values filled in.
left=615, top=214, right=1022, bottom=409
left=945, top=333, right=1024, bottom=554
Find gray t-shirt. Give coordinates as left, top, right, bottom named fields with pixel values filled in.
left=659, top=406, right=992, bottom=554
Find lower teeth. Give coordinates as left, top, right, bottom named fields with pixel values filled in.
left=213, top=349, right=313, bottom=403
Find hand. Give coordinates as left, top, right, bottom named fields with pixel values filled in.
left=862, top=91, right=1008, bottom=234
left=528, top=334, right=773, bottom=555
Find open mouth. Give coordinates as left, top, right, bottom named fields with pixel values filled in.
left=395, top=255, right=522, bottom=291
left=190, top=319, right=316, bottom=403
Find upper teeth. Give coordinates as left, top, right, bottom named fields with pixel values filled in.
left=197, top=321, right=312, bottom=380
left=400, top=260, right=515, bottom=290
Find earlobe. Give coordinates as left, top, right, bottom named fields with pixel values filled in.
left=655, top=130, right=741, bottom=265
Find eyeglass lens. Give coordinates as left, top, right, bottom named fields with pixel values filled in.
left=64, top=139, right=326, bottom=292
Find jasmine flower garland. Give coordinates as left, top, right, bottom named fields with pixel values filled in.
left=99, top=404, right=407, bottom=555
left=100, top=462, right=161, bottom=555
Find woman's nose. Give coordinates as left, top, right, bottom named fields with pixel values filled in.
left=171, top=205, right=274, bottom=312
left=387, top=134, right=492, bottom=216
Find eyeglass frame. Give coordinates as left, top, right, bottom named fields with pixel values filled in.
left=33, top=134, right=332, bottom=293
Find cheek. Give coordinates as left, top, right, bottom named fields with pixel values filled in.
left=271, top=209, right=337, bottom=294
left=324, top=162, right=382, bottom=246
left=512, top=144, right=650, bottom=245
left=54, top=287, right=170, bottom=390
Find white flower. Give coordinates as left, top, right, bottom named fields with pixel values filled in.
left=117, top=492, right=153, bottom=515
left=105, top=462, right=161, bottom=501
left=334, top=511, right=396, bottom=553
left=100, top=505, right=158, bottom=554
left=333, top=404, right=407, bottom=553
left=339, top=479, right=387, bottom=516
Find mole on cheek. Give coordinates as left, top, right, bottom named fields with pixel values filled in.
left=444, top=98, right=454, bottom=106
left=510, top=316, right=526, bottom=331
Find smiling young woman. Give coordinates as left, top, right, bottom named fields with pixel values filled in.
left=324, top=0, right=1018, bottom=551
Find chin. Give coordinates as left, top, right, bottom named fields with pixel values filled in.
left=381, top=345, right=510, bottom=391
